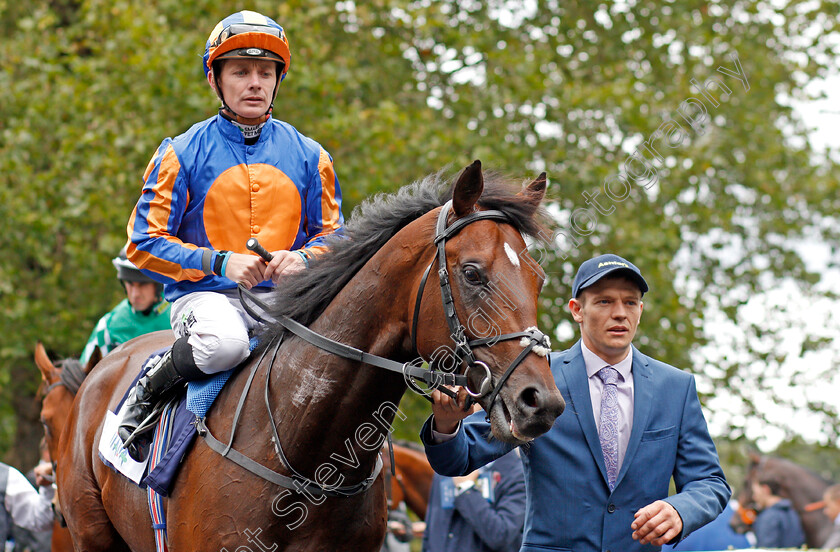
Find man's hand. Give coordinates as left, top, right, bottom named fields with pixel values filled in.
left=452, top=470, right=479, bottom=486
left=387, top=520, right=408, bottom=537
left=430, top=386, right=479, bottom=434
left=264, top=250, right=305, bottom=283
left=34, top=461, right=54, bottom=486
left=224, top=253, right=269, bottom=289
left=411, top=521, right=426, bottom=537
left=631, top=500, right=683, bottom=546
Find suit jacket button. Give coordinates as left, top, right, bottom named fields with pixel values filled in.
left=607, top=503, right=616, bottom=513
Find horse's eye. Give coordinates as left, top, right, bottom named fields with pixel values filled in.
left=463, top=266, right=483, bottom=285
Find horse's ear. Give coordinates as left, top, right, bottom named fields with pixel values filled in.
left=748, top=450, right=762, bottom=464
left=452, top=160, right=484, bottom=217
left=84, top=347, right=102, bottom=373
left=34, top=342, right=54, bottom=383
left=519, top=172, right=547, bottom=206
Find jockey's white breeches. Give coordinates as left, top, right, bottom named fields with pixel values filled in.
left=169, top=289, right=271, bottom=375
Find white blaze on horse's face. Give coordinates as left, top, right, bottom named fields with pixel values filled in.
left=503, top=242, right=520, bottom=268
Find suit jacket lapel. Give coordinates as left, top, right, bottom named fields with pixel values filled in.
left=616, top=346, right=652, bottom=487
left=559, top=341, right=609, bottom=485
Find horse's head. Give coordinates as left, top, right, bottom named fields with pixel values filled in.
left=35, top=342, right=96, bottom=460
left=730, top=451, right=834, bottom=546
left=414, top=161, right=565, bottom=444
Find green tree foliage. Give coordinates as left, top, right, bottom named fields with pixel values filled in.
left=2, top=1, right=839, bottom=465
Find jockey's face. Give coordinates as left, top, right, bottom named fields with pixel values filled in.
left=211, top=58, right=277, bottom=122
left=124, top=281, right=158, bottom=312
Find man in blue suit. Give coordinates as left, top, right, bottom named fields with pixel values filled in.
left=422, top=254, right=730, bottom=552
left=423, top=448, right=526, bottom=551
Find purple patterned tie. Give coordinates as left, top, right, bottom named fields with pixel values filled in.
left=597, top=366, right=620, bottom=491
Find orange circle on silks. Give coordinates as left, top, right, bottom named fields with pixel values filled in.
left=203, top=163, right=302, bottom=253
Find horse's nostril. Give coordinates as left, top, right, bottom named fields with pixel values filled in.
left=520, top=387, right=539, bottom=409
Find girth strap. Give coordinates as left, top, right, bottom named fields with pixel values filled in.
left=195, top=334, right=384, bottom=497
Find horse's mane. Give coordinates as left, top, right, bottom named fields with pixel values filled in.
left=260, top=170, right=547, bottom=337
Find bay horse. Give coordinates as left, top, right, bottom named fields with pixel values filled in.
left=731, top=451, right=834, bottom=547
left=35, top=342, right=100, bottom=552
left=57, top=161, right=565, bottom=551
left=381, top=440, right=434, bottom=520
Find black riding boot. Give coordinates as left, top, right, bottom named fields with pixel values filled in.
left=117, top=336, right=200, bottom=461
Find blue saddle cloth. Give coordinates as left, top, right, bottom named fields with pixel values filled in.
left=142, top=372, right=233, bottom=496
left=111, top=345, right=248, bottom=496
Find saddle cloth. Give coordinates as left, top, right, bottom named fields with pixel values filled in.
left=98, top=347, right=237, bottom=495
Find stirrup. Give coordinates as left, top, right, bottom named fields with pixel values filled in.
left=120, top=399, right=168, bottom=450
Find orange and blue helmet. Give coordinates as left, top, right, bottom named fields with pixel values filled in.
left=203, top=11, right=291, bottom=82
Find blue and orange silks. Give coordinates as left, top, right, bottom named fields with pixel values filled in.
left=127, top=114, right=343, bottom=302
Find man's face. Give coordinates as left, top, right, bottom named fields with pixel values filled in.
left=568, top=276, right=643, bottom=365
left=751, top=481, right=772, bottom=509
left=824, top=494, right=840, bottom=522
left=125, top=281, right=158, bottom=312
left=211, top=59, right=277, bottom=121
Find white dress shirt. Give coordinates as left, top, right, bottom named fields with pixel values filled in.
left=581, top=341, right=634, bottom=473
left=3, top=464, right=55, bottom=533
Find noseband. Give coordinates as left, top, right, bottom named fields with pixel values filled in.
left=409, top=200, right=551, bottom=413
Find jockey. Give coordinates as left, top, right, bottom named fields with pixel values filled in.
left=118, top=10, right=344, bottom=460
left=79, top=247, right=170, bottom=365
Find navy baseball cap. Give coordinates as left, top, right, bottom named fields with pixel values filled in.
left=572, top=254, right=649, bottom=298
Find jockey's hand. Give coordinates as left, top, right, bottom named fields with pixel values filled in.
left=264, top=250, right=305, bottom=283
left=225, top=253, right=268, bottom=289
left=430, top=386, right=478, bottom=435
left=632, top=500, right=683, bottom=546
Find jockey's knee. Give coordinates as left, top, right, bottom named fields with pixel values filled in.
left=189, top=330, right=250, bottom=375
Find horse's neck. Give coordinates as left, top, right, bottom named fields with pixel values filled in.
left=397, top=449, right=434, bottom=490
left=267, top=235, right=428, bottom=480
left=778, top=464, right=829, bottom=505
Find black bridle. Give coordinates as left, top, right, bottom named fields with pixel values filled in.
left=409, top=200, right=551, bottom=413
left=200, top=200, right=550, bottom=497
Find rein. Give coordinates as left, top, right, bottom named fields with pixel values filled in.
left=198, top=200, right=550, bottom=498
